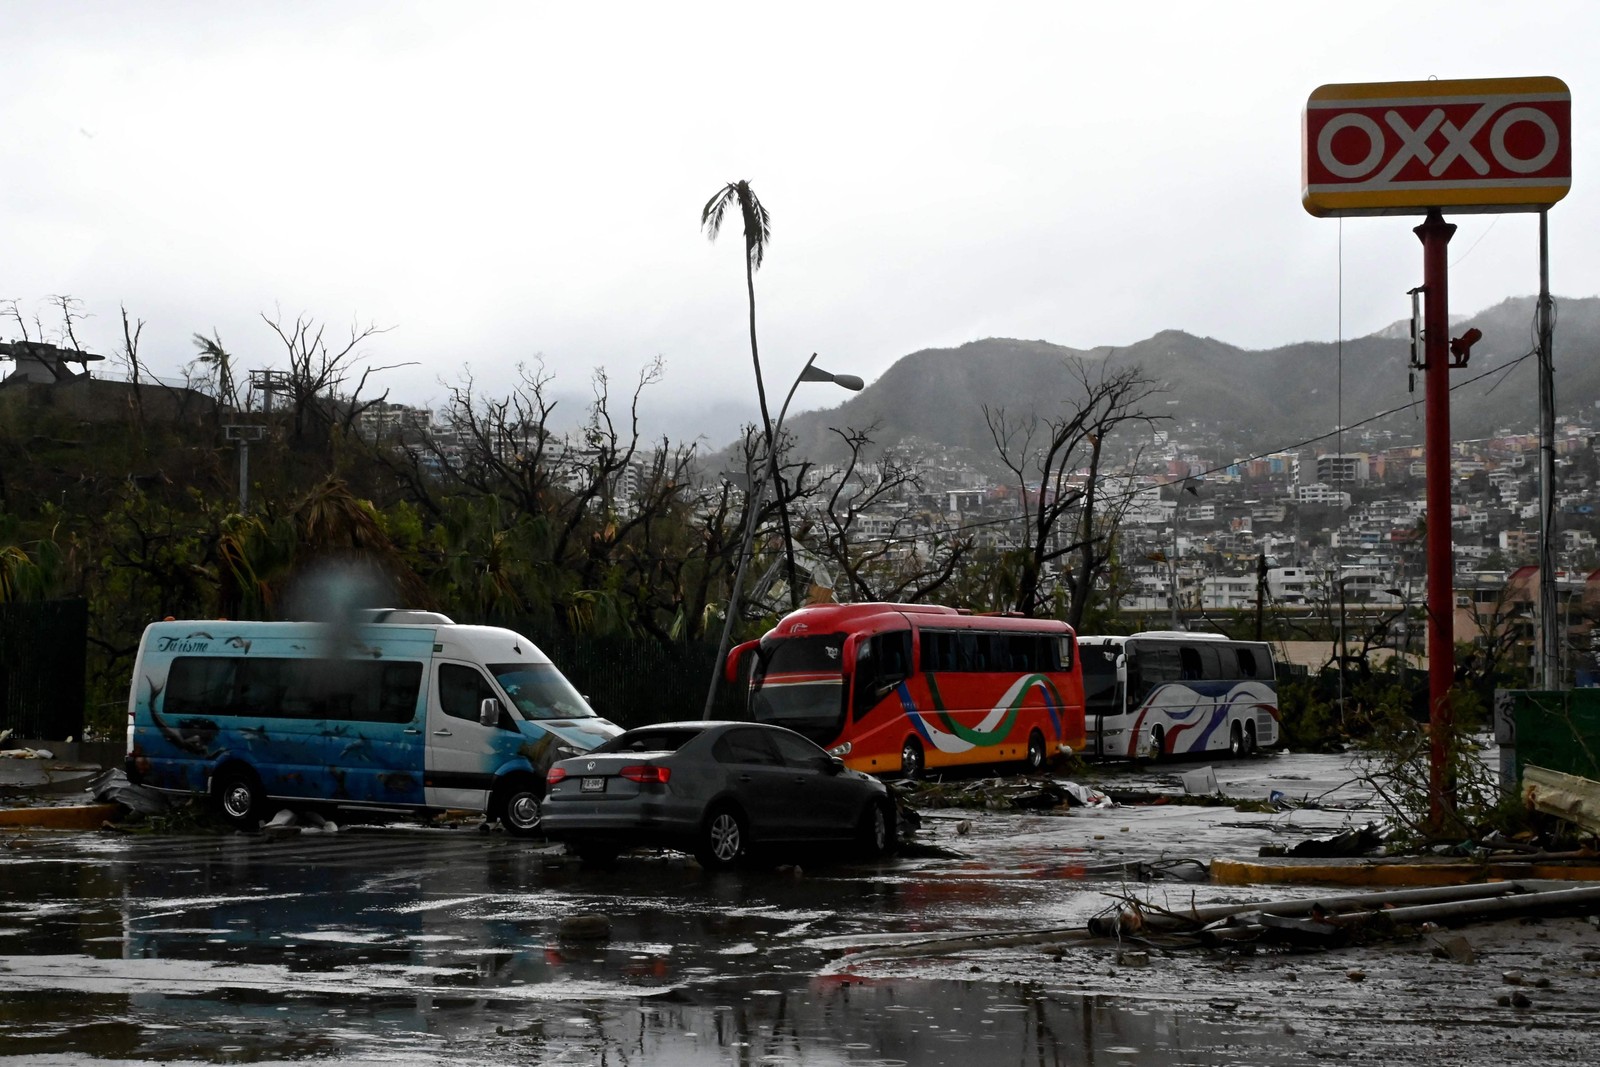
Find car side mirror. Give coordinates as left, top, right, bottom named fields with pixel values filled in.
left=826, top=756, right=846, bottom=775
left=479, top=697, right=501, bottom=728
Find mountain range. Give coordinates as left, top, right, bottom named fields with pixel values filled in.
left=768, top=295, right=1600, bottom=470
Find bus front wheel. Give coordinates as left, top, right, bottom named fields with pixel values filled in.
left=899, top=738, right=925, bottom=781
left=1148, top=726, right=1166, bottom=762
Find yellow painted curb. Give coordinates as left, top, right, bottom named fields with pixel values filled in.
left=0, top=804, right=120, bottom=830
left=1212, top=857, right=1600, bottom=887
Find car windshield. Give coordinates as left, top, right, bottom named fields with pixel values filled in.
left=489, top=663, right=596, bottom=721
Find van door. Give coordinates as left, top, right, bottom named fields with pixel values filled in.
left=425, top=661, right=507, bottom=811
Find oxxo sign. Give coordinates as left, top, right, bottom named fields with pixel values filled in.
left=1303, top=76, right=1570, bottom=217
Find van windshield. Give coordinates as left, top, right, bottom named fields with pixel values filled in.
left=489, top=663, right=596, bottom=721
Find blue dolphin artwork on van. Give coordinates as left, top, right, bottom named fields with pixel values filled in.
left=126, top=611, right=622, bottom=835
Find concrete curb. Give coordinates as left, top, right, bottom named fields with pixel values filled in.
left=0, top=804, right=121, bottom=830
left=1212, top=856, right=1600, bottom=887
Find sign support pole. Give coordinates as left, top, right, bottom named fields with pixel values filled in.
left=1415, top=209, right=1456, bottom=832
left=1537, top=210, right=1559, bottom=689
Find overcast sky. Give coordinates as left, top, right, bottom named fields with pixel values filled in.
left=4, top=1, right=1596, bottom=443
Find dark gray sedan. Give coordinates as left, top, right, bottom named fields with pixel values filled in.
left=541, top=721, right=898, bottom=867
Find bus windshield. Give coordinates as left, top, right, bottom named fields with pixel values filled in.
left=749, top=634, right=847, bottom=739
left=1079, top=645, right=1122, bottom=714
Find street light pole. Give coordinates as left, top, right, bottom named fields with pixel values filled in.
left=702, top=354, right=863, bottom=719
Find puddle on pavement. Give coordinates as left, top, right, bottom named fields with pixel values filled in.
left=0, top=829, right=1333, bottom=1064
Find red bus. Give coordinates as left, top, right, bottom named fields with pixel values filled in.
left=725, top=603, right=1084, bottom=778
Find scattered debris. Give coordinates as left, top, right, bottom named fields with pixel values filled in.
left=1431, top=935, right=1477, bottom=963
left=1523, top=765, right=1600, bottom=837
left=261, top=809, right=338, bottom=837
left=1181, top=767, right=1219, bottom=796
left=893, top=776, right=1111, bottom=812
left=1276, top=822, right=1387, bottom=858
left=1088, top=879, right=1600, bottom=952
left=90, top=768, right=171, bottom=816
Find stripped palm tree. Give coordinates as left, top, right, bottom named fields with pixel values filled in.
left=701, top=181, right=775, bottom=452
left=701, top=180, right=801, bottom=609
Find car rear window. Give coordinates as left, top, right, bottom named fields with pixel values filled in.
left=596, top=728, right=702, bottom=754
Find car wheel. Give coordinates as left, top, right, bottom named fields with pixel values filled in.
left=492, top=777, right=544, bottom=837
left=214, top=765, right=265, bottom=831
left=1148, top=725, right=1166, bottom=762
left=899, top=737, right=925, bottom=781
left=1024, top=730, right=1048, bottom=773
left=857, top=800, right=898, bottom=858
left=571, top=842, right=619, bottom=866
left=1229, top=722, right=1245, bottom=758
left=1245, top=720, right=1259, bottom=755
left=695, top=805, right=748, bottom=869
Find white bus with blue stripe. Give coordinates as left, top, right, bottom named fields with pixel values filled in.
left=1077, top=631, right=1280, bottom=760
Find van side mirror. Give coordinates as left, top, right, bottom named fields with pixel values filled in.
left=479, top=697, right=501, bottom=728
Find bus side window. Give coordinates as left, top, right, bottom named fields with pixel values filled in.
left=1236, top=648, right=1258, bottom=678
left=879, top=632, right=911, bottom=683
left=1179, top=647, right=1202, bottom=680
left=1132, top=646, right=1181, bottom=702
left=1057, top=635, right=1074, bottom=671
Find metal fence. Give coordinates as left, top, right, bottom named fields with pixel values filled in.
left=0, top=599, right=88, bottom=742
left=501, top=624, right=743, bottom=729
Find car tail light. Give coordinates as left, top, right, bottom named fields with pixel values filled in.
left=619, top=764, right=671, bottom=784
left=546, top=767, right=568, bottom=784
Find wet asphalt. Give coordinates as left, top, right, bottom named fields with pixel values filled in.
left=3, top=749, right=1598, bottom=1065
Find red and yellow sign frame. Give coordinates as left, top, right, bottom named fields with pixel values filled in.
left=1303, top=76, right=1570, bottom=217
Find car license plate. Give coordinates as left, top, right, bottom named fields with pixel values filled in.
left=581, top=777, right=605, bottom=793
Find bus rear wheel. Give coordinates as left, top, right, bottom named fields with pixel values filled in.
left=899, top=738, right=925, bottom=781
left=1024, top=730, right=1047, bottom=774
left=1229, top=723, right=1245, bottom=758
left=1245, top=720, right=1259, bottom=755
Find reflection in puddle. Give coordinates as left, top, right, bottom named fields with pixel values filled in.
left=0, top=830, right=1324, bottom=1064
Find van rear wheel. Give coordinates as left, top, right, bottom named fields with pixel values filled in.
left=214, top=766, right=265, bottom=831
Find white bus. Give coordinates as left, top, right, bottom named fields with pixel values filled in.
left=1076, top=631, right=1280, bottom=760
left=125, top=611, right=621, bottom=833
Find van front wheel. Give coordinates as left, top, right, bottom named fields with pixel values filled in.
left=492, top=777, right=545, bottom=837
left=214, top=766, right=265, bottom=831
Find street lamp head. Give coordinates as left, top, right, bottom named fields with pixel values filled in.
left=798, top=363, right=864, bottom=391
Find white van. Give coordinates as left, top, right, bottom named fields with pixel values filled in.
left=125, top=611, right=621, bottom=833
